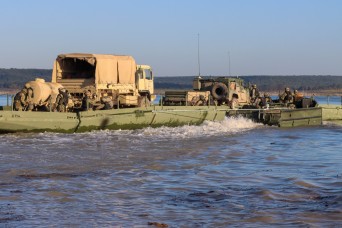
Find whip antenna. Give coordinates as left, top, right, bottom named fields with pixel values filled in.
left=228, top=51, right=231, bottom=76
left=197, top=33, right=201, bottom=76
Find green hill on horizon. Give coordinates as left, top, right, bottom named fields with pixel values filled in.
left=155, top=75, right=342, bottom=92
left=0, top=68, right=342, bottom=93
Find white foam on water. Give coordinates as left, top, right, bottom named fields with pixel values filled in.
left=135, top=116, right=262, bottom=139
left=0, top=117, right=261, bottom=142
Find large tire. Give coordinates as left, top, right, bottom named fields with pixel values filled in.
left=211, top=82, right=228, bottom=100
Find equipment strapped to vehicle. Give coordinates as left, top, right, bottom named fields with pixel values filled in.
left=211, top=82, right=228, bottom=100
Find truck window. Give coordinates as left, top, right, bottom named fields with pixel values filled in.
left=144, top=69, right=152, bottom=80
left=136, top=70, right=143, bottom=79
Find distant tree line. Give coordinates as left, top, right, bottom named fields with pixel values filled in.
left=0, top=68, right=341, bottom=92
left=155, top=75, right=342, bottom=92
left=0, top=69, right=51, bottom=89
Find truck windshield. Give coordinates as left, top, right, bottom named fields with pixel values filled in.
left=144, top=69, right=152, bottom=80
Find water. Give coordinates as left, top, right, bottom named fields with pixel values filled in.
left=0, top=116, right=341, bottom=227
left=1, top=94, right=342, bottom=226
left=0, top=95, right=13, bottom=107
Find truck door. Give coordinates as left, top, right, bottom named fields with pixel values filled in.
left=136, top=66, right=154, bottom=95
left=143, top=68, right=154, bottom=94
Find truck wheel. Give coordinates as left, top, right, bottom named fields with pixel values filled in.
left=211, top=82, right=228, bottom=100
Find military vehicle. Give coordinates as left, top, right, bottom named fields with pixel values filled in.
left=163, top=76, right=250, bottom=107
left=1, top=52, right=340, bottom=133
left=192, top=76, right=250, bottom=105
left=52, top=53, right=154, bottom=108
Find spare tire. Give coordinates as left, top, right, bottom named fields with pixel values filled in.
left=211, top=82, right=228, bottom=100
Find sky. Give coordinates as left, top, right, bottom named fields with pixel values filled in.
left=0, top=0, right=341, bottom=76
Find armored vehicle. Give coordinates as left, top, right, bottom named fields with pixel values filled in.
left=163, top=76, right=250, bottom=107
left=193, top=76, right=250, bottom=105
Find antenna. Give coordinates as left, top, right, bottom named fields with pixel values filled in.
left=197, top=33, right=201, bottom=76
left=228, top=51, right=231, bottom=76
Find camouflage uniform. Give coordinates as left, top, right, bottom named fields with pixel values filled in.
left=55, top=88, right=69, bottom=112
left=81, top=90, right=94, bottom=111
left=191, top=95, right=206, bottom=106
left=26, top=88, right=34, bottom=111
left=260, top=93, right=273, bottom=108
left=13, top=88, right=28, bottom=111
left=229, top=94, right=239, bottom=109
left=249, top=84, right=260, bottom=103
left=280, top=87, right=293, bottom=104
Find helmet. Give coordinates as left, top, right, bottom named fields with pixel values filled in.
left=85, top=90, right=91, bottom=96
left=294, top=90, right=298, bottom=93
left=285, top=87, right=290, bottom=92
left=252, top=84, right=257, bottom=88
left=264, top=92, right=270, bottom=97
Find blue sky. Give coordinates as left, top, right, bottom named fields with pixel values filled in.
left=0, top=0, right=341, bottom=76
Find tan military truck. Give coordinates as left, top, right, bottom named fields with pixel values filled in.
left=51, top=53, right=154, bottom=107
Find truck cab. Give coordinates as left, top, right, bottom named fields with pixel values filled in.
left=136, top=65, right=154, bottom=97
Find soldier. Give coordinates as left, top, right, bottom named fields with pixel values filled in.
left=260, top=92, right=273, bottom=108
left=25, top=87, right=34, bottom=111
left=191, top=95, right=206, bottom=106
left=280, top=87, right=294, bottom=105
left=249, top=84, right=260, bottom=103
left=55, top=88, right=69, bottom=112
left=293, top=89, right=303, bottom=103
left=81, top=90, right=94, bottom=111
left=229, top=93, right=239, bottom=109
left=13, top=88, right=28, bottom=111
left=99, top=95, right=114, bottom=110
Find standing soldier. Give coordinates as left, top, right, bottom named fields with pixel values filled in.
left=55, top=88, right=69, bottom=112
left=26, top=87, right=34, bottom=111
left=280, top=87, right=294, bottom=105
left=249, top=84, right=260, bottom=103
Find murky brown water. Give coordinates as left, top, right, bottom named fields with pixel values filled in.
left=0, top=117, right=341, bottom=227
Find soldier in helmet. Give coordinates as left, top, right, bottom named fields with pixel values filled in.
left=55, top=87, right=69, bottom=112
left=13, top=88, right=28, bottom=111
left=293, top=89, right=304, bottom=103
left=81, top=90, right=95, bottom=111
left=260, top=92, right=273, bottom=108
left=249, top=84, right=260, bottom=103
left=280, top=87, right=294, bottom=105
